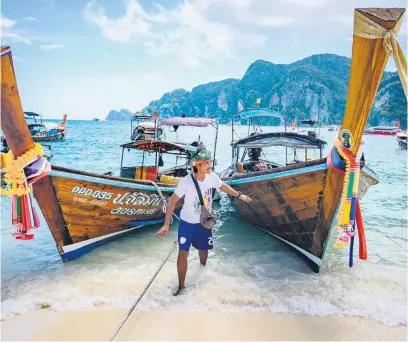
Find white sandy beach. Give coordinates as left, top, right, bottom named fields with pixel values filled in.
left=1, top=308, right=407, bottom=341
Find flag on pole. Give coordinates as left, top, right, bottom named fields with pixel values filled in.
left=237, top=101, right=244, bottom=112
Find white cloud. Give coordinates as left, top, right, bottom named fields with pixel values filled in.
left=84, top=0, right=406, bottom=69
left=1, top=15, right=32, bottom=44
left=109, top=76, right=128, bottom=85
left=139, top=72, right=164, bottom=84
left=25, top=17, right=39, bottom=22
left=330, top=14, right=353, bottom=26
left=239, top=14, right=294, bottom=27
left=1, top=16, right=15, bottom=29
left=39, top=44, right=66, bottom=50
left=211, top=0, right=252, bottom=8
left=83, top=1, right=152, bottom=43
left=84, top=0, right=267, bottom=68
left=285, top=0, right=330, bottom=7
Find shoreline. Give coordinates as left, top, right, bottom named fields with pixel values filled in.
left=1, top=308, right=407, bottom=341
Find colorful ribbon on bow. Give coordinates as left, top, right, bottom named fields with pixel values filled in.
left=327, top=133, right=367, bottom=267
left=1, top=143, right=51, bottom=239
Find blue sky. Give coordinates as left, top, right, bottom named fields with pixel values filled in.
left=1, top=0, right=406, bottom=120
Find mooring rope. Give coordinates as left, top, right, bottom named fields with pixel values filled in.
left=109, top=178, right=180, bottom=341
left=109, top=239, right=178, bottom=341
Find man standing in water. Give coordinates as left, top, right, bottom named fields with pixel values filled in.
left=156, top=150, right=252, bottom=295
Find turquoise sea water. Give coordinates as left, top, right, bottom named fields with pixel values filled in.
left=1, top=121, right=407, bottom=325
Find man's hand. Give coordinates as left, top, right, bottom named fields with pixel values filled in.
left=240, top=194, right=252, bottom=203
left=156, top=224, right=169, bottom=238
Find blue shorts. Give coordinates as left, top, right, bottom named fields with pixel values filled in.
left=178, top=219, right=213, bottom=251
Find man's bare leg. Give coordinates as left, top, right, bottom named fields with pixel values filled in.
left=198, top=250, right=208, bottom=266
left=174, top=250, right=189, bottom=296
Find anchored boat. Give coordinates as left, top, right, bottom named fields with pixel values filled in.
left=220, top=110, right=378, bottom=271
left=396, top=131, right=407, bottom=149
left=25, top=111, right=68, bottom=141
left=363, top=125, right=401, bottom=136
left=0, top=48, right=219, bottom=262
left=130, top=113, right=163, bottom=141
left=221, top=7, right=406, bottom=271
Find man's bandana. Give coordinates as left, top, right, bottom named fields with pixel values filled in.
left=190, top=150, right=211, bottom=166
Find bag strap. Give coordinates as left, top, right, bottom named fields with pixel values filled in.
left=191, top=174, right=204, bottom=206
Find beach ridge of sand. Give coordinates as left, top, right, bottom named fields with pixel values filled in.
left=1, top=308, right=407, bottom=341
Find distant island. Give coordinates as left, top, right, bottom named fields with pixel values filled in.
left=106, top=108, right=133, bottom=121
left=106, top=53, right=406, bottom=128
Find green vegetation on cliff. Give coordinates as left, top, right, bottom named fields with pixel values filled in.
left=112, top=54, right=406, bottom=128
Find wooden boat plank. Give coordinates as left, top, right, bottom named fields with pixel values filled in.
left=58, top=203, right=165, bottom=222
left=60, top=210, right=140, bottom=226
left=54, top=188, right=169, bottom=210
left=236, top=193, right=322, bottom=217
left=51, top=165, right=178, bottom=188
left=51, top=176, right=159, bottom=193
left=33, top=177, right=73, bottom=253
left=68, top=224, right=130, bottom=243
left=253, top=217, right=318, bottom=253
left=233, top=179, right=324, bottom=207
left=273, top=170, right=326, bottom=191
left=229, top=159, right=326, bottom=180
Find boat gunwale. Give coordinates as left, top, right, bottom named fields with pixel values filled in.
left=50, top=165, right=178, bottom=189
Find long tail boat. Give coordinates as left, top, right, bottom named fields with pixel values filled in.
left=396, top=131, right=407, bottom=149
left=130, top=113, right=162, bottom=141
left=26, top=112, right=68, bottom=141
left=0, top=52, right=218, bottom=262
left=221, top=8, right=406, bottom=271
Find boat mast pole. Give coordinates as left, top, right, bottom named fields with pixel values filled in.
left=153, top=111, right=159, bottom=180
left=313, top=8, right=406, bottom=258
left=212, top=121, right=218, bottom=171
left=1, top=47, right=35, bottom=156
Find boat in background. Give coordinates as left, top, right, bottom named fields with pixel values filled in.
left=328, top=125, right=338, bottom=131
left=24, top=112, right=68, bottom=141
left=396, top=131, right=407, bottom=149
left=130, top=113, right=162, bottom=141
left=364, top=120, right=402, bottom=136
left=93, top=117, right=100, bottom=121
left=220, top=7, right=406, bottom=271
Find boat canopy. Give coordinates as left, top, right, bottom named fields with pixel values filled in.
left=238, top=109, right=282, bottom=120
left=161, top=117, right=214, bottom=127
left=132, top=114, right=153, bottom=120
left=232, top=132, right=327, bottom=149
left=24, top=111, right=41, bottom=117
left=120, top=140, right=198, bottom=155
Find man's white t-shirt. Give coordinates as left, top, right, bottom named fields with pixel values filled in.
left=174, top=172, right=223, bottom=224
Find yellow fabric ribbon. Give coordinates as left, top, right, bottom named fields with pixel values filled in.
left=354, top=10, right=407, bottom=97
left=2, top=143, right=44, bottom=196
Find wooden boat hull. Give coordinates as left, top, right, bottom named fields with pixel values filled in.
left=222, top=159, right=378, bottom=271
left=32, top=130, right=66, bottom=142
left=32, top=166, right=181, bottom=261
left=363, top=130, right=400, bottom=136
left=396, top=132, right=407, bottom=149
left=397, top=139, right=407, bottom=149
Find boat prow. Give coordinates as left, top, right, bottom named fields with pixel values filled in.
left=221, top=7, right=406, bottom=271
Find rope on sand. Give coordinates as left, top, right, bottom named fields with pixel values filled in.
left=109, top=239, right=178, bottom=341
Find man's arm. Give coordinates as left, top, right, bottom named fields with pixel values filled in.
left=156, top=194, right=180, bottom=237
left=219, top=183, right=252, bottom=203
left=164, top=194, right=179, bottom=226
